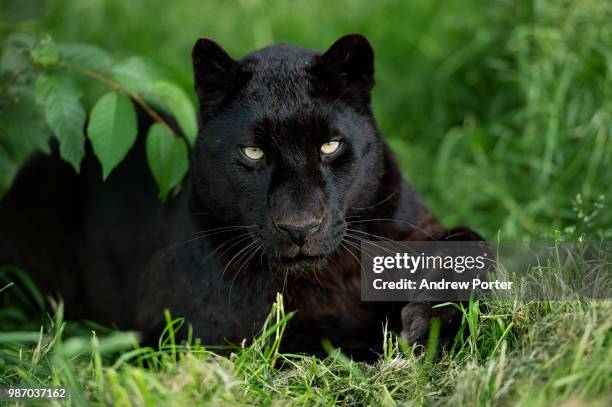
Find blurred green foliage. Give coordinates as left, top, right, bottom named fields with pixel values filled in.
left=1, top=0, right=611, bottom=238
left=1, top=3, right=611, bottom=405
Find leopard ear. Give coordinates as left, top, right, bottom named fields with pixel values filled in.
left=319, top=34, right=374, bottom=91
left=192, top=38, right=240, bottom=103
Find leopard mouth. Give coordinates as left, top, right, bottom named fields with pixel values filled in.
left=262, top=228, right=346, bottom=272
left=270, top=250, right=329, bottom=272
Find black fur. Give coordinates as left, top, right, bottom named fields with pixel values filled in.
left=0, top=34, right=483, bottom=359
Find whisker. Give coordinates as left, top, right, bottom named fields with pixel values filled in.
left=160, top=225, right=256, bottom=259
left=191, top=224, right=257, bottom=236
left=187, top=226, right=257, bottom=246
left=219, top=238, right=259, bottom=292
left=346, top=227, right=397, bottom=243
left=345, top=218, right=438, bottom=240
left=344, top=233, right=398, bottom=257
left=345, top=230, right=422, bottom=258
left=346, top=227, right=424, bottom=255
left=311, top=262, right=325, bottom=289
left=338, top=241, right=362, bottom=267
left=199, top=233, right=253, bottom=268
left=342, top=236, right=383, bottom=260
left=227, top=241, right=262, bottom=303
left=341, top=236, right=375, bottom=257
left=349, top=191, right=398, bottom=211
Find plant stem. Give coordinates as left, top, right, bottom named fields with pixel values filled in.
left=57, top=61, right=175, bottom=136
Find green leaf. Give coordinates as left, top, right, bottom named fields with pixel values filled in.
left=35, top=74, right=86, bottom=172
left=1, top=33, right=37, bottom=74
left=0, top=146, right=18, bottom=199
left=30, top=42, right=60, bottom=66
left=149, top=81, right=197, bottom=145
left=57, top=43, right=114, bottom=72
left=0, top=86, right=50, bottom=198
left=110, top=58, right=197, bottom=146
left=146, top=124, right=188, bottom=200
left=0, top=88, right=50, bottom=160
left=111, top=56, right=164, bottom=93
left=87, top=92, right=137, bottom=180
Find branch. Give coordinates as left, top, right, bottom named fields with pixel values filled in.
left=57, top=61, right=176, bottom=136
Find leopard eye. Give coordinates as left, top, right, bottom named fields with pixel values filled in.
left=320, top=141, right=341, bottom=155
left=242, top=147, right=264, bottom=160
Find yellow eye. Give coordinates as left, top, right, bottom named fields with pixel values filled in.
left=320, top=141, right=341, bottom=155
left=242, top=147, right=264, bottom=160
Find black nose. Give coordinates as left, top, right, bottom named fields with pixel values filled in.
left=275, top=221, right=321, bottom=245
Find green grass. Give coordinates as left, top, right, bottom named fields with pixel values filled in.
left=1, top=0, right=611, bottom=405
left=1, top=275, right=611, bottom=406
